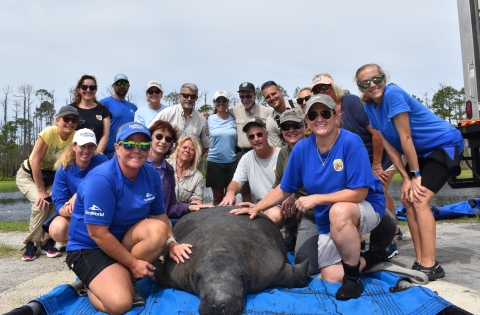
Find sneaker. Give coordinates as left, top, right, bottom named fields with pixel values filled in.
left=412, top=261, right=420, bottom=270
left=386, top=241, right=398, bottom=259
left=39, top=239, right=61, bottom=258
left=22, top=241, right=37, bottom=261
left=132, top=282, right=145, bottom=307
left=419, top=261, right=445, bottom=281
left=395, top=228, right=403, bottom=240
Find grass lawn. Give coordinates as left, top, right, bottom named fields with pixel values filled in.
left=0, top=181, right=19, bottom=192
left=391, top=169, right=473, bottom=182
left=0, top=221, right=29, bottom=232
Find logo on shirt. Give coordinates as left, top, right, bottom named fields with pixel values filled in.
left=333, top=159, right=343, bottom=172
left=86, top=205, right=105, bottom=217
left=96, top=115, right=102, bottom=121
left=144, top=193, right=155, bottom=202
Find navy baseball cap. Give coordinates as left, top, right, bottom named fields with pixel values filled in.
left=116, top=122, right=152, bottom=142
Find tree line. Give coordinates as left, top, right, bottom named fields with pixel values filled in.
left=0, top=83, right=466, bottom=178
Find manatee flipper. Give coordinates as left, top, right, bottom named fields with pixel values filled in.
left=152, top=259, right=174, bottom=288
left=271, top=260, right=309, bottom=288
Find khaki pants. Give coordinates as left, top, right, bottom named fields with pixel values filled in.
left=16, top=167, right=55, bottom=247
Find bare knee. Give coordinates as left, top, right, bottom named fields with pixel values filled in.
left=49, top=218, right=69, bottom=243
left=264, top=207, right=284, bottom=228
left=320, top=264, right=343, bottom=283
left=329, top=203, right=351, bottom=232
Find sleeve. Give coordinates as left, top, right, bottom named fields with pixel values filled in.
left=280, top=145, right=303, bottom=194
left=272, top=148, right=286, bottom=188
left=51, top=167, right=71, bottom=213
left=344, top=141, right=377, bottom=190
left=200, top=120, right=211, bottom=148
left=101, top=104, right=112, bottom=118
left=190, top=171, right=205, bottom=202
left=232, top=153, right=249, bottom=186
left=134, top=110, right=144, bottom=125
left=149, top=173, right=166, bottom=216
left=165, top=170, right=190, bottom=219
left=39, top=127, right=54, bottom=146
left=344, top=96, right=369, bottom=129
left=82, top=175, right=116, bottom=226
left=384, top=88, right=411, bottom=119
left=266, top=116, right=283, bottom=148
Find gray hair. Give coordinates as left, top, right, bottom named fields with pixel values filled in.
left=181, top=83, right=198, bottom=93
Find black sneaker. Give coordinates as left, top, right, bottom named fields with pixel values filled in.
left=39, top=239, right=61, bottom=258
left=336, top=276, right=364, bottom=300
left=21, top=241, right=37, bottom=261
left=132, top=282, right=145, bottom=307
left=419, top=261, right=445, bottom=281
left=412, top=261, right=420, bottom=270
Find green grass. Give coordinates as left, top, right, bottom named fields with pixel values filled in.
left=391, top=169, right=473, bottom=183
left=0, top=243, right=18, bottom=257
left=0, top=181, right=18, bottom=192
left=0, top=221, right=29, bottom=232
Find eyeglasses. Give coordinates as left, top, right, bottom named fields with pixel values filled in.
left=80, top=85, right=97, bottom=91
left=239, top=95, right=253, bottom=99
left=180, top=93, right=198, bottom=100
left=62, top=116, right=79, bottom=124
left=357, top=74, right=385, bottom=89
left=118, top=140, right=151, bottom=152
left=154, top=133, right=173, bottom=143
left=296, top=95, right=312, bottom=104
left=312, top=85, right=330, bottom=95
left=307, top=110, right=333, bottom=121
left=147, top=89, right=161, bottom=95
left=115, top=81, right=130, bottom=87
left=261, top=80, right=277, bottom=90
left=247, top=132, right=264, bottom=140
left=280, top=122, right=303, bottom=131
left=215, top=99, right=228, bottom=104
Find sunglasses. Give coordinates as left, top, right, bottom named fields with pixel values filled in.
left=147, top=89, right=161, bottom=95
left=357, top=74, right=385, bottom=89
left=154, top=133, right=173, bottom=143
left=247, top=132, right=264, bottom=140
left=307, top=110, right=333, bottom=121
left=118, top=140, right=151, bottom=152
left=62, top=116, right=79, bottom=124
left=239, top=95, right=253, bottom=99
left=215, top=99, right=228, bottom=104
left=312, top=85, right=330, bottom=95
left=261, top=80, right=277, bottom=90
left=296, top=95, right=312, bottom=104
left=280, top=122, right=303, bottom=131
left=180, top=93, right=198, bottom=100
left=115, top=81, right=130, bottom=87
left=80, top=85, right=97, bottom=91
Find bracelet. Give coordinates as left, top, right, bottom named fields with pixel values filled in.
left=166, top=236, right=178, bottom=247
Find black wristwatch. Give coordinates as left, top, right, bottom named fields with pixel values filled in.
left=409, top=170, right=421, bottom=177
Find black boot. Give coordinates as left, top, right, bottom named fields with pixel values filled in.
left=336, top=260, right=364, bottom=300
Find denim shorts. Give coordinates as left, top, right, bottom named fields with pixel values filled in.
left=65, top=249, right=117, bottom=288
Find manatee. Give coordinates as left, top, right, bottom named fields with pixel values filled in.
left=153, top=206, right=309, bottom=315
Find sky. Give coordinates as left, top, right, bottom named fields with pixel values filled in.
left=0, top=0, right=466, bottom=119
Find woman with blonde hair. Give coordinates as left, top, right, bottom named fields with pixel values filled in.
left=49, top=129, right=108, bottom=243
left=169, top=136, right=205, bottom=212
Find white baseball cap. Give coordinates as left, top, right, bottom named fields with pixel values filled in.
left=213, top=90, right=229, bottom=101
left=146, top=81, right=163, bottom=92
left=73, top=128, right=97, bottom=146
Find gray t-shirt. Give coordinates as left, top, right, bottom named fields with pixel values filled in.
left=232, top=148, right=279, bottom=202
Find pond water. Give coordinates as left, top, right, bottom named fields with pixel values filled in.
left=1, top=183, right=479, bottom=222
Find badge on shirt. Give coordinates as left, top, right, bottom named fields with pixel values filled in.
left=96, top=115, right=102, bottom=121
left=333, top=159, right=343, bottom=172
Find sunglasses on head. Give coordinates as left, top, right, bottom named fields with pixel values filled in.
left=312, top=85, right=330, bottom=95
left=115, top=81, right=130, bottom=87
left=280, top=122, right=303, bottom=131
left=296, top=95, right=312, bottom=104
left=118, top=140, right=151, bottom=152
left=357, top=74, right=385, bottom=89
left=80, top=85, right=97, bottom=91
left=180, top=93, right=198, bottom=100
left=215, top=99, right=228, bottom=104
left=154, top=133, right=173, bottom=143
left=239, top=95, right=253, bottom=99
left=247, top=132, right=264, bottom=140
left=62, top=116, right=79, bottom=124
left=307, top=110, right=333, bottom=121
left=261, top=80, right=277, bottom=90
left=147, top=89, right=161, bottom=95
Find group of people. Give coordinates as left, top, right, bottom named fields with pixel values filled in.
left=15, top=64, right=464, bottom=314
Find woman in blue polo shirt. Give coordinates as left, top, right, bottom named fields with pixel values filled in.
left=355, top=63, right=464, bottom=281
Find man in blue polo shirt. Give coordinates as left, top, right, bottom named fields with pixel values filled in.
left=100, top=73, right=137, bottom=158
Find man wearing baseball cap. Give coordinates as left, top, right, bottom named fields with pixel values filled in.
left=228, top=82, right=271, bottom=203
left=134, top=80, right=168, bottom=127
left=100, top=73, right=137, bottom=159
left=219, top=117, right=284, bottom=228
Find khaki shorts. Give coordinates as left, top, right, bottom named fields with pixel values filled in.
left=317, top=201, right=380, bottom=269
left=385, top=155, right=407, bottom=172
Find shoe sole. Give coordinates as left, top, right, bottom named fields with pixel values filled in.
left=387, top=249, right=398, bottom=259
left=22, top=255, right=37, bottom=261
left=363, top=262, right=429, bottom=284
left=38, top=249, right=62, bottom=258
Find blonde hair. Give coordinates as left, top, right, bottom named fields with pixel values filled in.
left=54, top=145, right=76, bottom=170
left=168, top=136, right=202, bottom=170
left=354, top=63, right=388, bottom=103
left=311, top=73, right=346, bottom=102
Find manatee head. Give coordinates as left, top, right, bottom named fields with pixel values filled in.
left=195, top=251, right=248, bottom=315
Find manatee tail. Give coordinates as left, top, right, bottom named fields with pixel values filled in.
left=271, top=260, right=309, bottom=288
left=152, top=259, right=173, bottom=288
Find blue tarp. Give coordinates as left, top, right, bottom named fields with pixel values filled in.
left=396, top=198, right=480, bottom=221
left=35, top=260, right=451, bottom=314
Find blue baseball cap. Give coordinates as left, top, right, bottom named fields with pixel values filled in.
left=116, top=122, right=152, bottom=142
left=113, top=73, right=129, bottom=83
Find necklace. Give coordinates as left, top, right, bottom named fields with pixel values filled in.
left=177, top=163, right=188, bottom=173
left=316, top=129, right=339, bottom=167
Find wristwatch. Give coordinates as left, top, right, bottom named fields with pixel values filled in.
left=166, top=236, right=179, bottom=247
left=409, top=170, right=421, bottom=177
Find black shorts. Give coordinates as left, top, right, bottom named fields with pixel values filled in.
left=206, top=160, right=237, bottom=188
left=65, top=249, right=117, bottom=288
left=407, top=158, right=450, bottom=194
